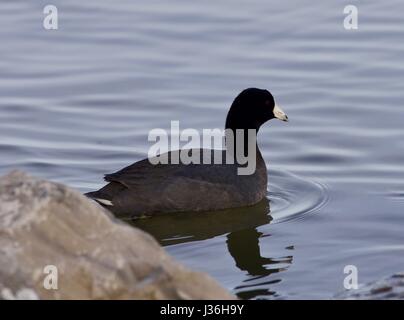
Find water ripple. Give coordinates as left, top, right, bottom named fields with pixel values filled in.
left=268, top=170, right=329, bottom=223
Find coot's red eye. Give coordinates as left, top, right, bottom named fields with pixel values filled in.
left=265, top=100, right=270, bottom=105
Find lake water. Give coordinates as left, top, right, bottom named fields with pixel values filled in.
left=1, top=0, right=404, bottom=299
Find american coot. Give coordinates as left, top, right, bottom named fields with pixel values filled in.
left=86, top=88, right=288, bottom=218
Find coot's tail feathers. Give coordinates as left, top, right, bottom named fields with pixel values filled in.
left=85, top=181, right=127, bottom=202
left=85, top=181, right=127, bottom=207
left=85, top=190, right=114, bottom=206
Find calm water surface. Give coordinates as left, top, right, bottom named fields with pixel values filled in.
left=1, top=1, right=404, bottom=299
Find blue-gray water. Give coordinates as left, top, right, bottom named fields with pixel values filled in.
left=1, top=1, right=404, bottom=299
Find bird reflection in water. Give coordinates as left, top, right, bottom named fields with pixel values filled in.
left=130, top=198, right=294, bottom=299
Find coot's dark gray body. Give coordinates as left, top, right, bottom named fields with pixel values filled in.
left=85, top=88, right=288, bottom=218
left=86, top=149, right=268, bottom=218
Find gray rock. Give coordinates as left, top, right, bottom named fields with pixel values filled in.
left=336, top=272, right=404, bottom=300
left=0, top=170, right=234, bottom=300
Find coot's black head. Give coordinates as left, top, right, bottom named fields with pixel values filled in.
left=225, top=88, right=288, bottom=131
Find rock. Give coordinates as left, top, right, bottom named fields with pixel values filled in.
left=336, top=272, right=404, bottom=300
left=0, top=171, right=234, bottom=300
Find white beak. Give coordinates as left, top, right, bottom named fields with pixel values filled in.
left=273, top=104, right=288, bottom=122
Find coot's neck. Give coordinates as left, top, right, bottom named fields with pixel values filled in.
left=224, top=126, right=261, bottom=161
left=224, top=99, right=266, bottom=164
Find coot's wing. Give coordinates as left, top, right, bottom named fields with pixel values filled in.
left=103, top=149, right=238, bottom=188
